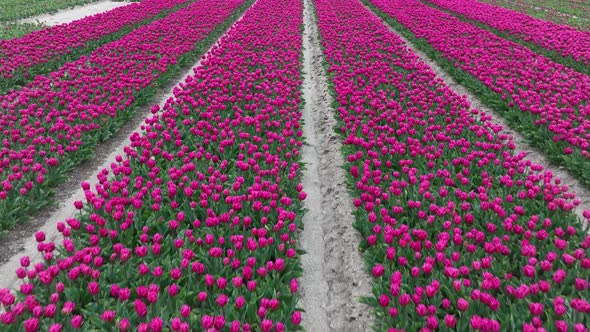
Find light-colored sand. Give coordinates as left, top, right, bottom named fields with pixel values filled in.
left=298, top=0, right=374, bottom=330
left=19, top=0, right=131, bottom=26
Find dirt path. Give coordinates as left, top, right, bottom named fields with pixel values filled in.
left=0, top=2, right=256, bottom=291
left=298, top=0, right=373, bottom=330
left=19, top=0, right=130, bottom=26
left=361, top=0, right=590, bottom=226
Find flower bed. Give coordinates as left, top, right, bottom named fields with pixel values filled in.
left=0, top=0, right=251, bottom=230
left=0, top=0, right=306, bottom=329
left=0, top=0, right=191, bottom=93
left=314, top=0, right=590, bottom=329
left=425, top=0, right=590, bottom=76
left=366, top=0, right=590, bottom=188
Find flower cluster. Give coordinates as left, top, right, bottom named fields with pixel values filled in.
left=369, top=0, right=590, bottom=186
left=0, top=0, right=247, bottom=230
left=315, top=0, right=590, bottom=330
left=0, top=0, right=190, bottom=91
left=0, top=0, right=306, bottom=329
left=428, top=0, right=590, bottom=65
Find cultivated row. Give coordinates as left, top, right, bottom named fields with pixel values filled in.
left=427, top=0, right=590, bottom=71
left=0, top=0, right=191, bottom=92
left=315, top=0, right=590, bottom=329
left=0, top=0, right=306, bottom=329
left=0, top=0, right=249, bottom=230
left=367, top=0, right=590, bottom=187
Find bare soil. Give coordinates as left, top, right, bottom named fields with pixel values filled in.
left=19, top=0, right=130, bottom=26
left=298, top=0, right=374, bottom=330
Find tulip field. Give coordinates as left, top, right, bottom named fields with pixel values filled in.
left=0, top=0, right=194, bottom=92
left=367, top=0, right=590, bottom=188
left=0, top=0, right=589, bottom=330
left=427, top=0, right=590, bottom=75
left=0, top=0, right=250, bottom=229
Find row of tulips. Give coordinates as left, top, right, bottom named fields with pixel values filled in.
left=0, top=0, right=251, bottom=231
left=365, top=0, right=590, bottom=188
left=427, top=0, right=590, bottom=60
left=314, top=0, right=590, bottom=330
left=0, top=0, right=306, bottom=328
left=425, top=0, right=590, bottom=76
left=0, top=0, right=193, bottom=93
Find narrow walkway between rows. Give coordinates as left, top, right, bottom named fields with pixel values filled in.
left=299, top=0, right=373, bottom=330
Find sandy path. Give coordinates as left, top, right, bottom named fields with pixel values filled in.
left=0, top=1, right=256, bottom=292
left=19, top=0, right=131, bottom=26
left=360, top=0, right=590, bottom=224
left=298, top=0, right=374, bottom=330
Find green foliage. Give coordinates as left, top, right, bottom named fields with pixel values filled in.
left=363, top=0, right=590, bottom=189
left=0, top=21, right=45, bottom=40
left=422, top=0, right=590, bottom=77
left=481, top=0, right=590, bottom=31
left=0, top=0, right=256, bottom=232
left=0, top=0, right=195, bottom=92
left=0, top=0, right=101, bottom=22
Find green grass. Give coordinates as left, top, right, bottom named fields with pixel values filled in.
left=0, top=21, right=45, bottom=40
left=532, top=0, right=590, bottom=13
left=0, top=0, right=105, bottom=40
left=0, top=0, right=101, bottom=22
left=481, top=0, right=590, bottom=30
